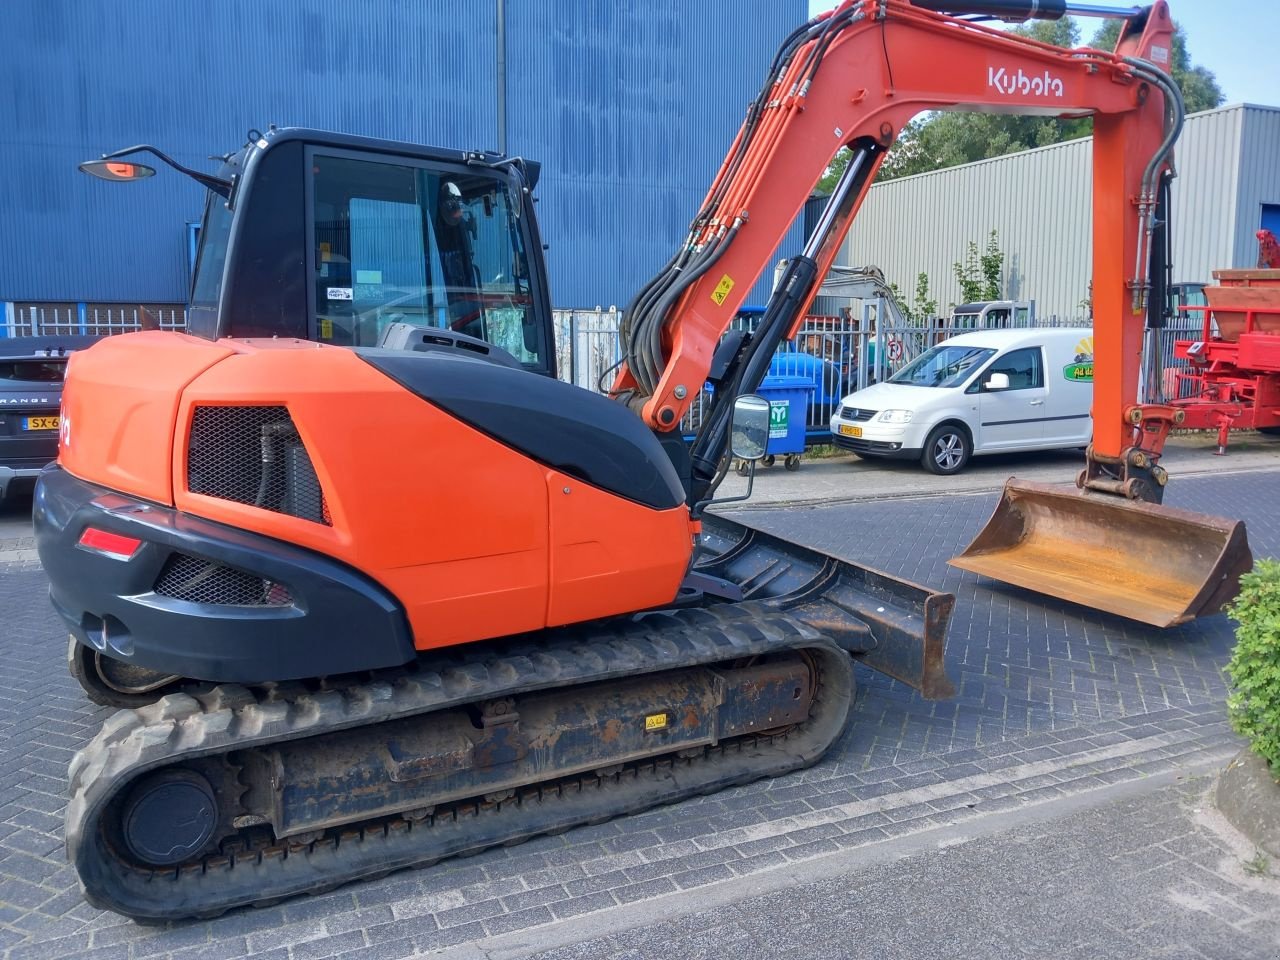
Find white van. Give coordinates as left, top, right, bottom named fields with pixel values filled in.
left=829, top=328, right=1094, bottom=475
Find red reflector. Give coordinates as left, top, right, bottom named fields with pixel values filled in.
left=78, top=527, right=143, bottom=559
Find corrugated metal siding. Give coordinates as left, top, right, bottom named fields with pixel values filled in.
left=1, top=0, right=496, bottom=303
left=837, top=104, right=1255, bottom=319
left=505, top=2, right=805, bottom=307
left=1173, top=105, right=1242, bottom=282
left=0, top=0, right=804, bottom=308
left=1232, top=106, right=1280, bottom=265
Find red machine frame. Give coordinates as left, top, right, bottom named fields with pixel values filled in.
left=1172, top=292, right=1280, bottom=452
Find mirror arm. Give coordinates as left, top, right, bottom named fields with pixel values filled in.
left=99, top=144, right=233, bottom=195
left=692, top=460, right=755, bottom=516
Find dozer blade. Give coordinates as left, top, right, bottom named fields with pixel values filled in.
left=950, top=479, right=1253, bottom=628
left=698, top=514, right=955, bottom=699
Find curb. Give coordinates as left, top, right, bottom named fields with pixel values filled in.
left=1215, top=748, right=1280, bottom=860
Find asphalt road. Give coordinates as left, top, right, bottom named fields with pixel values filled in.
left=0, top=458, right=1277, bottom=959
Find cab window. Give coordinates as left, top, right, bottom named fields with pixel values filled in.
left=309, top=153, right=546, bottom=371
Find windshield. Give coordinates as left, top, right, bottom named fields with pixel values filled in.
left=888, top=344, right=995, bottom=388
left=310, top=154, right=544, bottom=369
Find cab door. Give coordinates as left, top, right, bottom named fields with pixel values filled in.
left=972, top=346, right=1047, bottom=450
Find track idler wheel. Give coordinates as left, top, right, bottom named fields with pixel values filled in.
left=118, top=769, right=220, bottom=867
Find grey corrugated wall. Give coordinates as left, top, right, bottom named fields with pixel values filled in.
left=0, top=0, right=804, bottom=307
left=1232, top=105, right=1280, bottom=266
left=836, top=104, right=1270, bottom=320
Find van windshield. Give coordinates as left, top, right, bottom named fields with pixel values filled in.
left=889, top=344, right=995, bottom=388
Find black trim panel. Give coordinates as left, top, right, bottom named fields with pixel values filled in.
left=359, top=349, right=686, bottom=511
left=981, top=413, right=1091, bottom=427
left=33, top=467, right=415, bottom=683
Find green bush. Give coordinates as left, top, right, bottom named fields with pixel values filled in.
left=1225, top=559, right=1280, bottom=772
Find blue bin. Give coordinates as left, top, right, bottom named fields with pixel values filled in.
left=756, top=375, right=813, bottom=456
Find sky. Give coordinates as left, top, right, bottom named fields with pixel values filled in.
left=806, top=1, right=1278, bottom=107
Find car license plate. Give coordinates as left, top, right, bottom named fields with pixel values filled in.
left=838, top=424, right=862, bottom=438
left=22, top=416, right=60, bottom=431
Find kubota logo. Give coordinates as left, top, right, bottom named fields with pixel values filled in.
left=988, top=66, right=1064, bottom=98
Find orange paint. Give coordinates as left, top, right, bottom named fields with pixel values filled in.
left=62, top=336, right=693, bottom=652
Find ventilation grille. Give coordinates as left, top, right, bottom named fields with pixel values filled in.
left=187, top=405, right=330, bottom=525
left=154, top=554, right=293, bottom=607
left=838, top=406, right=876, bottom=422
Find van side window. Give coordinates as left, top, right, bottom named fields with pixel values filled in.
left=986, top=347, right=1043, bottom=390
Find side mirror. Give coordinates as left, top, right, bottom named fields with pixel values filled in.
left=78, top=159, right=157, bottom=182
left=984, top=372, right=1010, bottom=391
left=730, top=394, right=770, bottom=461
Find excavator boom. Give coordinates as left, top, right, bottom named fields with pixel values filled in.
left=612, top=0, right=1249, bottom=623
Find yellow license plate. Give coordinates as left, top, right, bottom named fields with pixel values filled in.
left=23, top=416, right=60, bottom=431
left=838, top=424, right=862, bottom=438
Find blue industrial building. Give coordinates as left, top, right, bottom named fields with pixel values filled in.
left=0, top=1, right=806, bottom=322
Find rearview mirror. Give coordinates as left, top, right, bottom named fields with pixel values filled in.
left=730, top=395, right=770, bottom=461
left=984, top=372, right=1010, bottom=391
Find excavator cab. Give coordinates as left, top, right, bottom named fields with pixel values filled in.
left=180, top=127, right=555, bottom=366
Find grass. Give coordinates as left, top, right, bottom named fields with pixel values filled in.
left=1242, top=851, right=1270, bottom=877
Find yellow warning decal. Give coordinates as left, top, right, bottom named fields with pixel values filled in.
left=320, top=317, right=333, bottom=340
left=711, top=274, right=735, bottom=306
left=644, top=712, right=669, bottom=732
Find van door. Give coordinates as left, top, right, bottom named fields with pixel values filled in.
left=1042, top=334, right=1094, bottom=446
left=972, top=346, right=1047, bottom=450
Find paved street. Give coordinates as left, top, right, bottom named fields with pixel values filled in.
left=0, top=458, right=1278, bottom=959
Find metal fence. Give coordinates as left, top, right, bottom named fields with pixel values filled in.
left=4, top=301, right=1206, bottom=438
left=551, top=307, right=1208, bottom=440
left=4, top=302, right=187, bottom=337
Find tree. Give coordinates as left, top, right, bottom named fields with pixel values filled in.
left=953, top=230, right=1005, bottom=303
left=888, top=271, right=939, bottom=325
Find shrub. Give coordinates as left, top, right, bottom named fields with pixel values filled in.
left=1225, top=559, right=1280, bottom=772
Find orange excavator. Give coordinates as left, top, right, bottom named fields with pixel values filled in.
left=43, top=0, right=1250, bottom=920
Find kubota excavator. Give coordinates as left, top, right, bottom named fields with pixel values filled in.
left=41, top=0, right=1251, bottom=920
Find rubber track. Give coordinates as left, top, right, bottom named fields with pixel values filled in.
left=68, top=602, right=855, bottom=921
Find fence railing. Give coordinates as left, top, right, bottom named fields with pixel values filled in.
left=4, top=302, right=187, bottom=337
left=4, top=301, right=1208, bottom=438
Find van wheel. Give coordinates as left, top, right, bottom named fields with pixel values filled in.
left=922, top=424, right=971, bottom=475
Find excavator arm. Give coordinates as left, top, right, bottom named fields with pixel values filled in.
left=616, top=0, right=1251, bottom=624
left=618, top=0, right=1173, bottom=461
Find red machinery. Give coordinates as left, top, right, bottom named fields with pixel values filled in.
left=1171, top=266, right=1280, bottom=452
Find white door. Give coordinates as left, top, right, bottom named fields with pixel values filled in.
left=975, top=347, right=1047, bottom=450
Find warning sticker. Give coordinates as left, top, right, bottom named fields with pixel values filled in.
left=711, top=274, right=736, bottom=306
left=327, top=287, right=353, bottom=301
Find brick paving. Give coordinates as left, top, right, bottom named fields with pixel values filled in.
left=0, top=469, right=1276, bottom=958
left=519, top=775, right=1280, bottom=960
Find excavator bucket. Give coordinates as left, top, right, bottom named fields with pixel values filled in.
left=950, top=479, right=1253, bottom=628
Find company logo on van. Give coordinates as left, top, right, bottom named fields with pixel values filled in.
left=1063, top=335, right=1094, bottom=382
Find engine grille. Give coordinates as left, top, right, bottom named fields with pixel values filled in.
left=187, top=405, right=330, bottom=525
left=153, top=554, right=293, bottom=607
left=838, top=406, right=876, bottom=422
